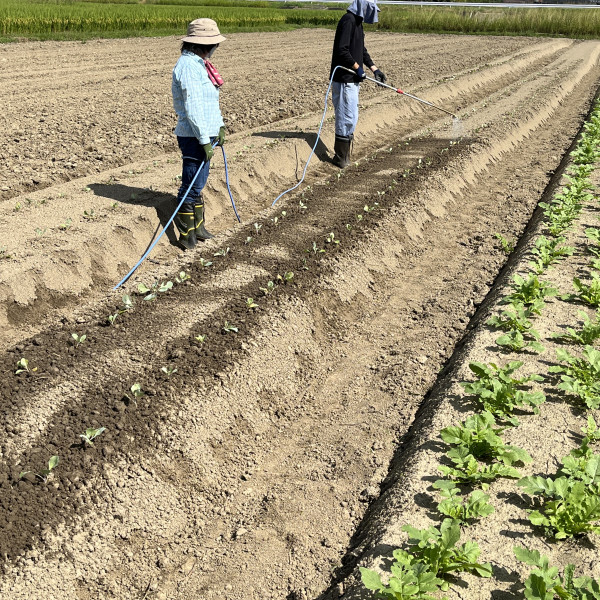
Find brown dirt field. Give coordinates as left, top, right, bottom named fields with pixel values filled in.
left=0, top=29, right=599, bottom=600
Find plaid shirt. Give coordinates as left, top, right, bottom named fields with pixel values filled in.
left=172, top=50, right=224, bottom=144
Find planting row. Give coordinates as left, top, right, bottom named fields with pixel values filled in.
left=360, top=98, right=600, bottom=599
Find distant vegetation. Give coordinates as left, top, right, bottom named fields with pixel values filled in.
left=1, top=0, right=600, bottom=41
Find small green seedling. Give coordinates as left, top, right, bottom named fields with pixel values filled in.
left=246, top=298, right=258, bottom=309
left=213, top=247, right=230, bottom=257
left=83, top=209, right=96, bottom=220
left=326, top=232, right=340, bottom=245
left=107, top=312, right=119, bottom=326
left=175, top=271, right=190, bottom=283
left=79, top=427, right=106, bottom=446
left=71, top=332, right=87, bottom=347
left=20, top=455, right=59, bottom=484
left=260, top=280, right=275, bottom=296
left=245, top=236, right=253, bottom=244
left=194, top=334, right=206, bottom=343
left=122, top=294, right=133, bottom=311
left=311, top=241, right=325, bottom=254
left=222, top=321, right=238, bottom=333
left=15, top=358, right=30, bottom=374
left=158, top=281, right=173, bottom=293
left=254, top=222, right=262, bottom=233
left=161, top=365, right=177, bottom=377
left=35, top=228, right=47, bottom=237
left=199, top=258, right=213, bottom=268
left=58, top=218, right=72, bottom=231
left=299, top=200, right=307, bottom=209
left=0, top=247, right=12, bottom=260
left=277, top=271, right=294, bottom=284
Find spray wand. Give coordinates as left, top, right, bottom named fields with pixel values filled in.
left=339, top=66, right=457, bottom=119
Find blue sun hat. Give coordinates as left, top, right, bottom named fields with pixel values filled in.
left=347, top=0, right=380, bottom=24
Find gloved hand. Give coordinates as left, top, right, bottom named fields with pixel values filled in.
left=202, top=143, right=214, bottom=161
left=373, top=69, right=387, bottom=84
left=217, top=126, right=226, bottom=146
left=355, top=66, right=366, bottom=81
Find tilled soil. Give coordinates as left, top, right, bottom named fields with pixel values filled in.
left=0, top=29, right=599, bottom=600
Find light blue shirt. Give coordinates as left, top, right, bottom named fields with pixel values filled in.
left=172, top=50, right=224, bottom=144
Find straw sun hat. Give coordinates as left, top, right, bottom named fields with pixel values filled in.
left=181, top=18, right=226, bottom=44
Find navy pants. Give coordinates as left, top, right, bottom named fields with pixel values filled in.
left=176, top=136, right=212, bottom=206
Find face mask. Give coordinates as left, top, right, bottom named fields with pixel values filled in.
left=207, top=44, right=218, bottom=58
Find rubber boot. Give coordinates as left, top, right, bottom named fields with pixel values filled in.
left=174, top=203, right=197, bottom=249
left=332, top=134, right=352, bottom=169
left=194, top=198, right=214, bottom=240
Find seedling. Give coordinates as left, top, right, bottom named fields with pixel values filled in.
left=246, top=298, right=258, bottom=309
left=35, top=227, right=47, bottom=236
left=461, top=361, right=545, bottom=425
left=161, top=365, right=177, bottom=377
left=222, top=321, right=238, bottom=333
left=213, top=247, right=230, bottom=257
left=194, top=334, right=206, bottom=343
left=124, top=383, right=145, bottom=406
left=107, top=312, right=119, bottom=326
left=71, top=332, right=87, bottom=347
left=494, top=233, right=514, bottom=255
left=311, top=241, right=325, bottom=254
left=276, top=271, right=294, bottom=284
left=58, top=218, right=72, bottom=231
left=433, top=480, right=495, bottom=524
left=253, top=222, right=262, bottom=233
left=20, top=455, right=59, bottom=484
left=548, top=346, right=600, bottom=409
left=158, top=281, right=173, bottom=293
left=504, top=273, right=558, bottom=309
left=528, top=235, right=574, bottom=273
left=260, top=280, right=275, bottom=296
left=495, top=330, right=545, bottom=354
left=83, top=209, right=96, bottom=220
left=438, top=448, right=523, bottom=485
left=15, top=358, right=30, bottom=374
left=487, top=302, right=538, bottom=335
left=514, top=547, right=600, bottom=599
left=122, top=294, right=133, bottom=311
left=0, top=247, right=12, bottom=260
left=299, top=200, right=307, bottom=210
left=199, top=258, right=213, bottom=268
left=325, top=232, right=340, bottom=245
left=79, top=427, right=106, bottom=446
left=568, top=275, right=600, bottom=307
left=551, top=310, right=600, bottom=345
left=175, top=271, right=190, bottom=283
left=245, top=236, right=253, bottom=244
left=14, top=202, right=21, bottom=212
left=360, top=520, right=491, bottom=600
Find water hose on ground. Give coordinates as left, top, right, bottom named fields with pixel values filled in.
left=113, top=143, right=239, bottom=290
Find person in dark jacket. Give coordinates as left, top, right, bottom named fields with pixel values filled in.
left=330, top=0, right=386, bottom=168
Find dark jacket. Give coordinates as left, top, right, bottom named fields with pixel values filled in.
left=330, top=11, right=374, bottom=83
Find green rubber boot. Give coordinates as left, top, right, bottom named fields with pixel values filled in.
left=194, top=198, right=214, bottom=240
left=174, top=204, right=197, bottom=249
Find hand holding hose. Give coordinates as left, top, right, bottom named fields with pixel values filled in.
left=217, top=126, right=226, bottom=146
left=202, top=143, right=214, bottom=160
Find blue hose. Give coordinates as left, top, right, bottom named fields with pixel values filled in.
left=113, top=142, right=238, bottom=290
left=271, top=66, right=342, bottom=207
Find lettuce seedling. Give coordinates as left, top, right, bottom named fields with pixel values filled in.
left=528, top=236, right=574, bottom=273
left=71, top=333, right=87, bottom=347
left=79, top=427, right=106, bottom=446
left=213, top=247, right=230, bottom=257
left=107, top=313, right=119, bottom=326
left=194, top=334, right=206, bottom=343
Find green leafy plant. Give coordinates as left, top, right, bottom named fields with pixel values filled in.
left=161, top=365, right=177, bottom=377
left=71, top=332, right=87, bottom=347
left=514, top=546, right=600, bottom=600
left=360, top=520, right=491, bottom=600
left=58, top=218, right=73, bottom=231
left=276, top=271, right=294, bottom=284
left=326, top=232, right=340, bottom=245
left=125, top=383, right=144, bottom=406
left=494, top=233, right=514, bottom=255
left=504, top=273, right=558, bottom=309
left=568, top=275, right=600, bottom=307
left=461, top=361, right=545, bottom=425
left=439, top=411, right=532, bottom=465
left=246, top=298, right=258, bottom=309
left=15, top=358, right=31, bottom=374
left=260, top=280, right=275, bottom=296
left=495, top=330, right=545, bottom=354
left=175, top=271, right=190, bottom=283
left=438, top=447, right=522, bottom=485
left=222, top=321, right=238, bottom=333
left=199, top=258, right=212, bottom=267
left=432, top=481, right=494, bottom=524
left=83, top=209, right=96, bottom=220
left=487, top=302, right=539, bottom=335
left=311, top=241, right=325, bottom=254
left=194, top=334, right=206, bottom=343
left=121, top=294, right=133, bottom=311
left=20, top=455, right=59, bottom=484
left=79, top=427, right=106, bottom=446
left=528, top=235, right=574, bottom=273
left=548, top=346, right=600, bottom=409
left=107, top=312, right=119, bottom=326
left=551, top=310, right=600, bottom=345
left=213, top=247, right=230, bottom=257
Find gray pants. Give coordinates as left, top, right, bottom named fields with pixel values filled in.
left=332, top=81, right=360, bottom=138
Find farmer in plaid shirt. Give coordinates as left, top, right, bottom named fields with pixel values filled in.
left=172, top=18, right=226, bottom=249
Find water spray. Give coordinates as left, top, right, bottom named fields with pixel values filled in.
left=339, top=66, right=458, bottom=120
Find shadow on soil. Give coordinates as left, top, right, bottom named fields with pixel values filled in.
left=251, top=131, right=332, bottom=163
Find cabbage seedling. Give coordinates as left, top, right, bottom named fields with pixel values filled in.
left=222, top=322, right=238, bottom=333
left=254, top=222, right=262, bottom=233
left=194, top=334, right=206, bottom=343
left=20, top=455, right=59, bottom=484
left=79, top=427, right=106, bottom=446
left=122, top=294, right=133, bottom=310
left=71, top=333, right=87, bottom=347
left=494, top=233, right=514, bottom=255
left=15, top=358, right=30, bottom=374
left=161, top=365, right=177, bottom=377
left=107, top=312, right=119, bottom=326
left=199, top=258, right=212, bottom=267
left=213, top=247, right=230, bottom=257
left=246, top=298, right=258, bottom=309
left=176, top=271, right=190, bottom=283
left=158, top=281, right=173, bottom=293
left=83, top=209, right=96, bottom=220
left=326, top=232, right=340, bottom=245
left=260, top=281, right=275, bottom=296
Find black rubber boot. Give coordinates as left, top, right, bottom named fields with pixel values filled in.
left=174, top=203, right=197, bottom=249
left=332, top=134, right=352, bottom=169
left=194, top=197, right=214, bottom=240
